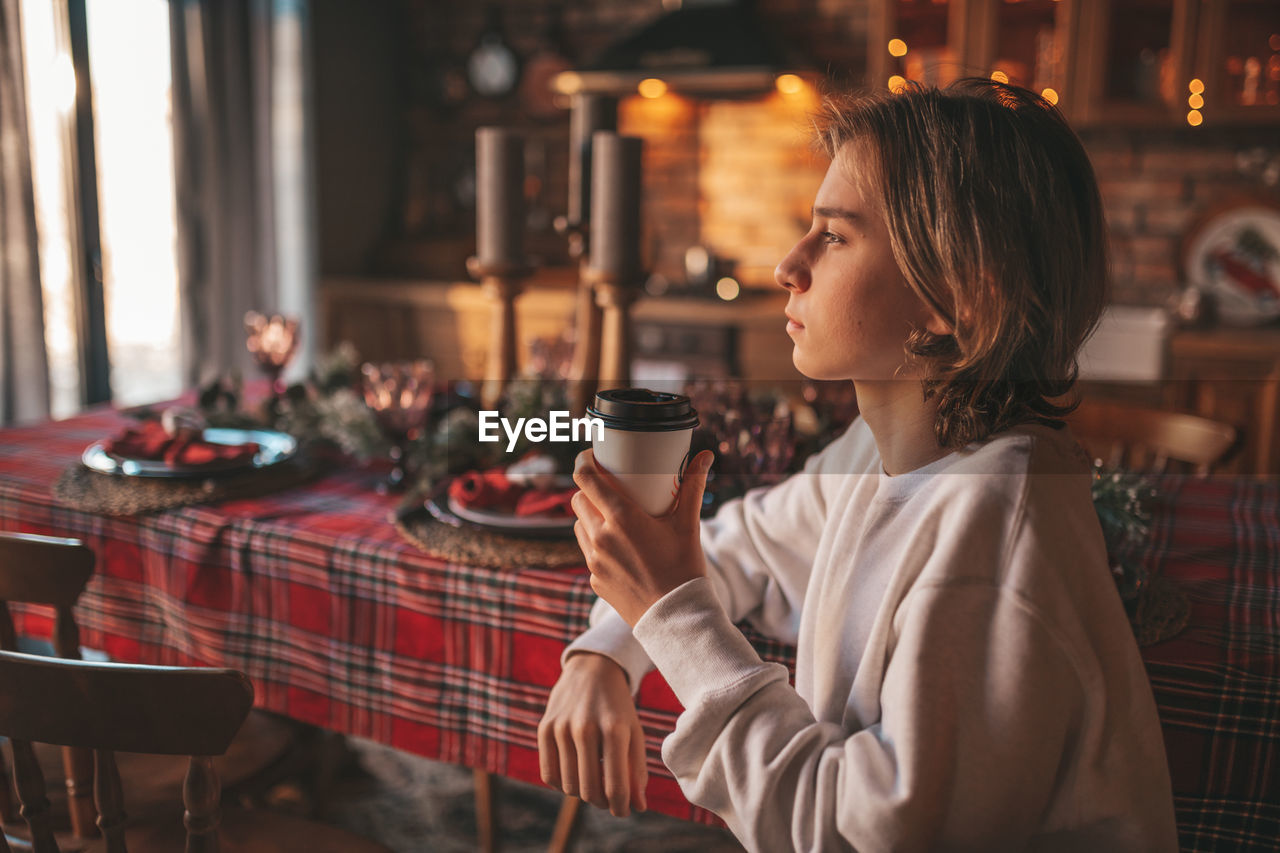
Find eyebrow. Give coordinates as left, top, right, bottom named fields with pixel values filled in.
left=812, top=206, right=860, bottom=222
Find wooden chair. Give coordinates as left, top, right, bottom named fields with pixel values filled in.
left=0, top=533, right=299, bottom=849
left=0, top=650, right=393, bottom=853
left=1065, top=399, right=1239, bottom=476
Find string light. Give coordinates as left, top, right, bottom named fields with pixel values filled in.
left=1189, top=93, right=1204, bottom=109
left=553, top=72, right=582, bottom=95
left=888, top=39, right=908, bottom=58
left=991, top=70, right=1009, bottom=84
left=775, top=74, right=804, bottom=95
left=1187, top=109, right=1203, bottom=126
left=1189, top=78, right=1204, bottom=94
left=715, top=277, right=741, bottom=301
left=1041, top=88, right=1059, bottom=105
left=888, top=75, right=907, bottom=93
left=638, top=78, right=668, bottom=99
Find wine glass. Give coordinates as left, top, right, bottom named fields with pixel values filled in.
left=244, top=311, right=300, bottom=396
left=360, top=360, right=436, bottom=493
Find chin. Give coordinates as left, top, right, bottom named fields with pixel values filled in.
left=792, top=351, right=851, bottom=382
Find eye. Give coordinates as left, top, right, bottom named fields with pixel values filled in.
left=820, top=231, right=844, bottom=244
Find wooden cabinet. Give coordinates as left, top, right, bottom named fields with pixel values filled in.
left=1073, top=0, right=1198, bottom=124
left=1195, top=0, right=1280, bottom=123
left=1164, top=326, right=1280, bottom=475
left=868, top=0, right=1280, bottom=127
left=869, top=0, right=967, bottom=90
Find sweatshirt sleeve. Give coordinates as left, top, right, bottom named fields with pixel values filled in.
left=631, top=576, right=1084, bottom=852
left=562, top=421, right=871, bottom=686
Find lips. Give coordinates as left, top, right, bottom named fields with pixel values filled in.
left=785, top=312, right=805, bottom=331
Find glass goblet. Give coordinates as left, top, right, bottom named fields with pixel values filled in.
left=360, top=360, right=435, bottom=493
left=244, top=311, right=300, bottom=396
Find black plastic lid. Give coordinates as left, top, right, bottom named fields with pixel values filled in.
left=587, top=388, right=699, bottom=432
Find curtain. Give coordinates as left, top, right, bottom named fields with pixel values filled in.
left=0, top=0, right=51, bottom=425
left=169, top=0, right=315, bottom=386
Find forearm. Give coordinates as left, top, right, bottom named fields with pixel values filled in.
left=630, top=579, right=1079, bottom=852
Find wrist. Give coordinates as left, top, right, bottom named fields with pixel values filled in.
left=563, top=650, right=629, bottom=683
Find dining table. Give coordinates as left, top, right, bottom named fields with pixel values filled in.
left=0, top=401, right=1276, bottom=852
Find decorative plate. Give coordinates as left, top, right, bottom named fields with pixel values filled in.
left=1183, top=199, right=1280, bottom=325
left=82, top=428, right=297, bottom=478
left=424, top=477, right=576, bottom=539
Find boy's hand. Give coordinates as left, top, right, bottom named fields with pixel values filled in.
left=571, top=448, right=714, bottom=627
left=538, top=652, right=647, bottom=816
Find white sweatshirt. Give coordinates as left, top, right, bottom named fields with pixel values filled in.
left=564, top=417, right=1178, bottom=852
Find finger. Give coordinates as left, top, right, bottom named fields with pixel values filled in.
left=573, top=520, right=596, bottom=570
left=676, top=450, right=715, bottom=526
left=555, top=724, right=580, bottom=798
left=570, top=489, right=604, bottom=535
left=602, top=720, right=630, bottom=817
left=576, top=725, right=607, bottom=810
left=629, top=719, right=648, bottom=813
left=538, top=719, right=561, bottom=789
left=573, top=450, right=632, bottom=518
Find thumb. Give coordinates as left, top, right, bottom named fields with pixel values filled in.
left=677, top=450, right=714, bottom=524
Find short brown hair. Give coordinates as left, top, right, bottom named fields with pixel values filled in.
left=813, top=79, right=1107, bottom=449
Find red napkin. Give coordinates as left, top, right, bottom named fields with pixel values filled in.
left=514, top=488, right=576, bottom=518
left=449, top=467, right=578, bottom=518
left=104, top=421, right=259, bottom=468
left=449, top=468, right=521, bottom=511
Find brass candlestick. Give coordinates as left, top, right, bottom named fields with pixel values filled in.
left=566, top=259, right=604, bottom=415
left=587, top=269, right=641, bottom=386
left=557, top=95, right=617, bottom=415
left=467, top=256, right=533, bottom=409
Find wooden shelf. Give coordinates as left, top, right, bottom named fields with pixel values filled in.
left=320, top=276, right=796, bottom=383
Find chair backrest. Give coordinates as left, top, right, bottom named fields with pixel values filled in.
left=1066, top=399, right=1238, bottom=476
left=0, top=532, right=96, bottom=839
left=0, top=651, right=253, bottom=853
left=0, top=532, right=94, bottom=655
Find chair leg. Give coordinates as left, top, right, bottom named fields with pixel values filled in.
left=547, top=795, right=584, bottom=853
left=307, top=729, right=349, bottom=817
left=473, top=769, right=501, bottom=853
left=60, top=746, right=96, bottom=838
left=0, top=745, right=14, bottom=823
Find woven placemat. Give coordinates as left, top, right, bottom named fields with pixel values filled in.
left=52, top=456, right=318, bottom=516
left=394, top=502, right=583, bottom=571
left=1132, top=575, right=1190, bottom=647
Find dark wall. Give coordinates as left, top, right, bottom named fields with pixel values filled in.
left=312, top=0, right=404, bottom=275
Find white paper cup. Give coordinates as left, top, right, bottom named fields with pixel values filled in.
left=588, top=388, right=699, bottom=516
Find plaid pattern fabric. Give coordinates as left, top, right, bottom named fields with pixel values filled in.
left=1, top=408, right=1276, bottom=846
left=1123, top=477, right=1280, bottom=851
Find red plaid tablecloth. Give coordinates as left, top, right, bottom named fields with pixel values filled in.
left=1, top=407, right=1276, bottom=849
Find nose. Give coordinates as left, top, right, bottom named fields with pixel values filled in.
left=774, top=241, right=811, bottom=292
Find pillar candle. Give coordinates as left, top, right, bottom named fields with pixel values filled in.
left=567, top=94, right=617, bottom=227
left=475, top=127, right=525, bottom=268
left=589, top=132, right=643, bottom=282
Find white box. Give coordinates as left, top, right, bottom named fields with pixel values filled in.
left=1077, top=305, right=1172, bottom=382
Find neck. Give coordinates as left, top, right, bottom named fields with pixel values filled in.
left=852, top=379, right=950, bottom=477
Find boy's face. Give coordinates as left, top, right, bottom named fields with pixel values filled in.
left=774, top=146, right=948, bottom=382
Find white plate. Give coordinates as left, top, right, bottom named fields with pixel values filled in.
left=425, top=475, right=576, bottom=538
left=82, top=428, right=297, bottom=478
left=1184, top=202, right=1280, bottom=325
left=446, top=495, right=576, bottom=534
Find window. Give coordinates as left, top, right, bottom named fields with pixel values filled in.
left=21, top=0, right=182, bottom=417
